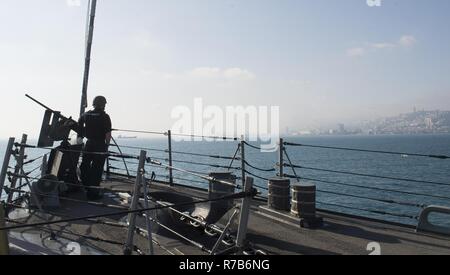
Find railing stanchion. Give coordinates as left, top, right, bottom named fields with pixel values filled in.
left=123, top=150, right=146, bottom=255
left=0, top=138, right=15, bottom=201
left=240, top=138, right=246, bottom=188
left=279, top=138, right=284, bottom=177
left=236, top=176, right=253, bottom=250
left=168, top=130, right=174, bottom=186
left=106, top=157, right=111, bottom=180
left=41, top=154, right=48, bottom=177
left=210, top=209, right=239, bottom=255
left=7, top=134, right=27, bottom=204
left=142, top=173, right=155, bottom=255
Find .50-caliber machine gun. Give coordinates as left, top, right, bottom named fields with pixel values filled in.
left=26, top=94, right=84, bottom=205
left=25, top=94, right=80, bottom=148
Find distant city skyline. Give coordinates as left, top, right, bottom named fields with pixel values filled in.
left=1, top=0, right=450, bottom=138
left=285, top=108, right=450, bottom=136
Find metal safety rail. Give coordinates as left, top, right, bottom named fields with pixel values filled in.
left=107, top=131, right=278, bottom=193
left=3, top=130, right=450, bottom=251
left=238, top=138, right=450, bottom=228
left=202, top=138, right=450, bottom=228
left=0, top=134, right=260, bottom=255
left=106, top=129, right=242, bottom=190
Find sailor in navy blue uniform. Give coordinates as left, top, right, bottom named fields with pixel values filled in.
left=78, top=96, right=112, bottom=200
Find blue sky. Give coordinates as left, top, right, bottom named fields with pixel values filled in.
left=0, top=0, right=449, bottom=137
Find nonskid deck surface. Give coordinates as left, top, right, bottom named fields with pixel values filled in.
left=6, top=177, right=450, bottom=255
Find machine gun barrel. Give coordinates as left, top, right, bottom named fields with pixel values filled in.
left=25, top=94, right=72, bottom=121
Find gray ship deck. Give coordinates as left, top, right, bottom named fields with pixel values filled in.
left=6, top=177, right=450, bottom=255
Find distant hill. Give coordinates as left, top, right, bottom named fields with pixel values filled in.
left=362, top=110, right=450, bottom=135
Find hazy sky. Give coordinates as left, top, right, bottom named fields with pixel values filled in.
left=1, top=0, right=450, bottom=138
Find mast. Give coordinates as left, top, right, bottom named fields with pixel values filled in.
left=80, top=0, right=98, bottom=117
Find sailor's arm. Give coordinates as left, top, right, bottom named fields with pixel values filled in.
left=106, top=132, right=112, bottom=147
left=105, top=114, right=112, bottom=148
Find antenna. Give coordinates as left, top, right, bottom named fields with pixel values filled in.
left=80, top=0, right=98, bottom=118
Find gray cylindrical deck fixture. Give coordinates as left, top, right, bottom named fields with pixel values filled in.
left=291, top=183, right=316, bottom=219
left=268, top=178, right=291, bottom=211
left=209, top=172, right=236, bottom=210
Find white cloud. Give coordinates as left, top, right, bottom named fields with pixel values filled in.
left=347, top=35, right=417, bottom=57
left=399, top=35, right=417, bottom=47
left=347, top=47, right=366, bottom=57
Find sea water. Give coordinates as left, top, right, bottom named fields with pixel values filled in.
left=1, top=134, right=449, bottom=226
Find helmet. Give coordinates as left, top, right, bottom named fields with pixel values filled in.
left=93, top=96, right=107, bottom=109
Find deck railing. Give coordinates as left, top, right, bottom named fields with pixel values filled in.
left=1, top=130, right=450, bottom=253
left=0, top=133, right=260, bottom=255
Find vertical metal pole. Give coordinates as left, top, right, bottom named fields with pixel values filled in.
left=210, top=209, right=239, bottom=255
left=142, top=174, right=155, bottom=255
left=0, top=203, right=9, bottom=255
left=0, top=138, right=15, bottom=201
left=167, top=130, right=174, bottom=186
left=7, top=134, right=27, bottom=204
left=236, top=176, right=253, bottom=249
left=20, top=167, right=44, bottom=213
left=41, top=154, right=48, bottom=177
left=106, top=157, right=110, bottom=180
left=80, top=0, right=97, bottom=117
left=279, top=138, right=284, bottom=178
left=240, top=139, right=246, bottom=188
left=124, top=150, right=146, bottom=255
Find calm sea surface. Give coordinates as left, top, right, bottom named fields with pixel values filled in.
left=1, top=134, right=450, bottom=226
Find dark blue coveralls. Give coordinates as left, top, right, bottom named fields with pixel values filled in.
left=78, top=109, right=112, bottom=198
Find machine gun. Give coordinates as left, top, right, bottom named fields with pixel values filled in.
left=26, top=94, right=83, bottom=197
left=26, top=94, right=80, bottom=148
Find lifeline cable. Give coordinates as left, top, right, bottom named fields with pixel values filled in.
left=111, top=143, right=240, bottom=160
left=242, top=169, right=271, bottom=182
left=110, top=144, right=167, bottom=153
left=243, top=160, right=276, bottom=172
left=283, top=148, right=300, bottom=182
left=283, top=174, right=450, bottom=202
left=242, top=141, right=264, bottom=151
left=112, top=128, right=167, bottom=136
left=5, top=218, right=144, bottom=255
left=228, top=144, right=241, bottom=171
left=6, top=187, right=129, bottom=210
left=110, top=156, right=241, bottom=171
left=22, top=154, right=47, bottom=166
left=0, top=190, right=256, bottom=231
left=110, top=137, right=131, bottom=177
left=148, top=158, right=238, bottom=188
left=17, top=143, right=139, bottom=159
left=284, top=142, right=450, bottom=160
left=7, top=172, right=131, bottom=194
left=284, top=163, right=450, bottom=187
left=112, top=128, right=240, bottom=141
